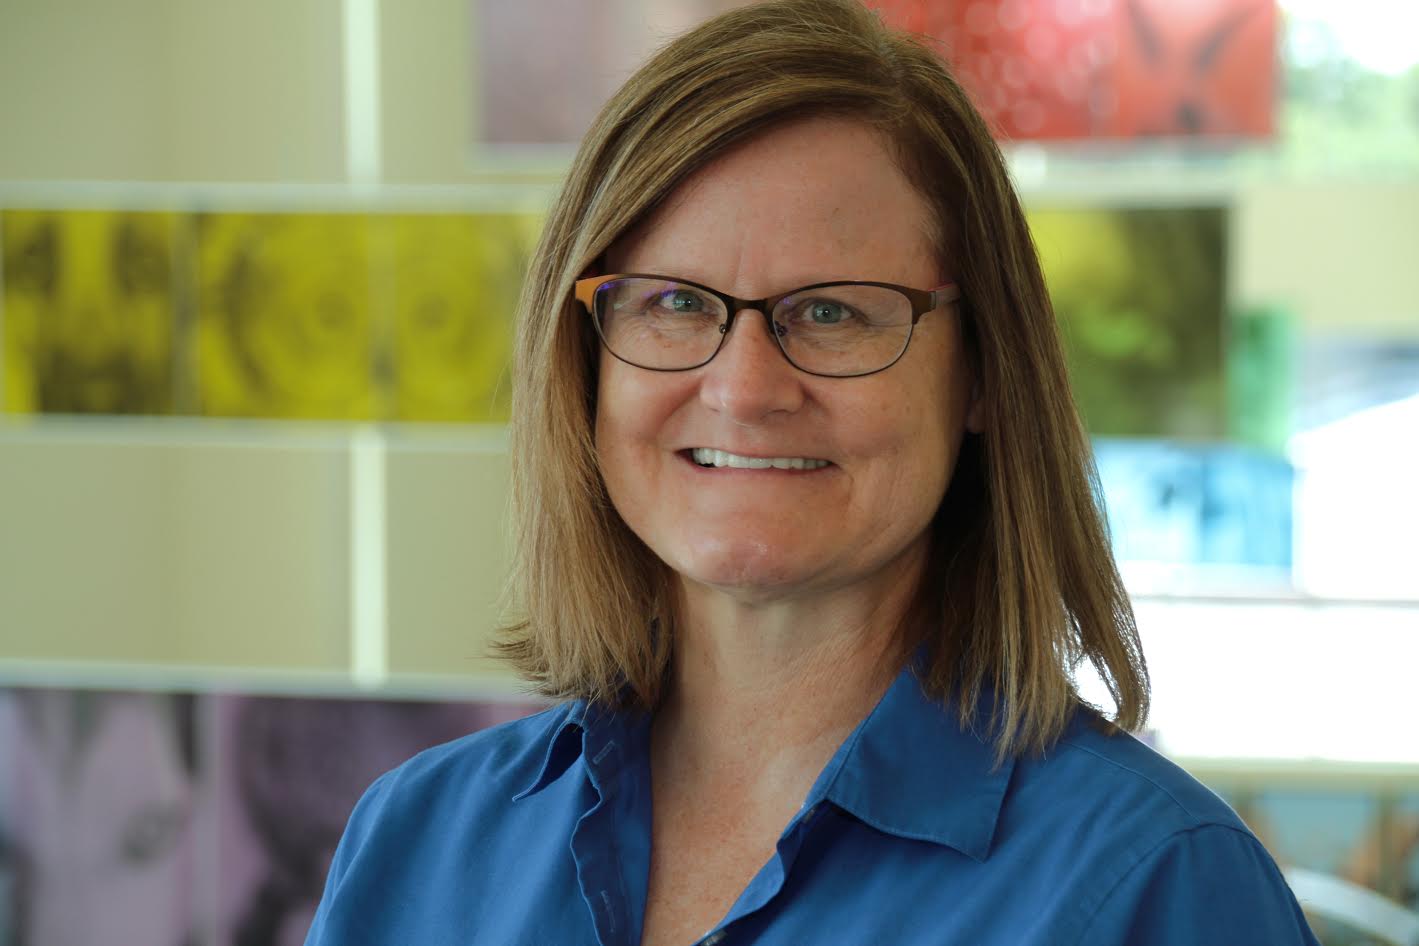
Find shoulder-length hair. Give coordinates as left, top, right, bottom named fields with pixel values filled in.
left=497, top=0, right=1148, bottom=758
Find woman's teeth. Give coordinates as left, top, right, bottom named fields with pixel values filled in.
left=690, top=448, right=829, bottom=470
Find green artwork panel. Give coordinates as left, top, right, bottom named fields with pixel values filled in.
left=1227, top=303, right=1295, bottom=453
left=1029, top=206, right=1227, bottom=438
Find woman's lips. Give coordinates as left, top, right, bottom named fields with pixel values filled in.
left=682, top=448, right=833, bottom=471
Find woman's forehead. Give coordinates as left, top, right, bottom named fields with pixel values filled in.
left=607, top=117, right=938, bottom=287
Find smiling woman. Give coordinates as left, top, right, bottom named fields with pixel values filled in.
left=304, top=2, right=1321, bottom=945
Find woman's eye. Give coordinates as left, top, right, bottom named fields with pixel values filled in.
left=805, top=301, right=851, bottom=325
left=659, top=289, right=706, bottom=313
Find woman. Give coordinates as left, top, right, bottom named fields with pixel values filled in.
left=306, top=2, right=1320, bottom=943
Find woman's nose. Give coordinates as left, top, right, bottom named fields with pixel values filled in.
left=697, top=308, right=806, bottom=423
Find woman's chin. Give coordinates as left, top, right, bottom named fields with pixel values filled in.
left=667, top=535, right=825, bottom=598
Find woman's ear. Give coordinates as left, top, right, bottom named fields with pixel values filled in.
left=955, top=292, right=985, bottom=433
left=963, top=351, right=985, bottom=433
left=965, top=386, right=985, bottom=434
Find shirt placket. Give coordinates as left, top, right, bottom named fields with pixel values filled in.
left=571, top=737, right=630, bottom=946
left=569, top=713, right=654, bottom=946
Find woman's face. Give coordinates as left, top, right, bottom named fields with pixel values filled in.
left=596, top=117, right=981, bottom=604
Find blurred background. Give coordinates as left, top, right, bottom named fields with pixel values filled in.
left=0, top=0, right=1415, bottom=943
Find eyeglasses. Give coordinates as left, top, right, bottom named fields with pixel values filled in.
left=574, top=273, right=961, bottom=378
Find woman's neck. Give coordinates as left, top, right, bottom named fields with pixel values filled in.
left=652, top=566, right=920, bottom=796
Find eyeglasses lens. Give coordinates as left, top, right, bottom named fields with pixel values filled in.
left=594, top=277, right=913, bottom=377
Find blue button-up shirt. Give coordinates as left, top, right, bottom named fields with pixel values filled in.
left=306, top=663, right=1320, bottom=945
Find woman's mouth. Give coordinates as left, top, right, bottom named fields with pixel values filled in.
left=686, top=448, right=831, bottom=471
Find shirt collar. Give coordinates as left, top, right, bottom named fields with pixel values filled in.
left=513, top=700, right=591, bottom=801
left=513, top=662, right=1016, bottom=862
left=513, top=698, right=644, bottom=801
left=805, top=660, right=1016, bottom=862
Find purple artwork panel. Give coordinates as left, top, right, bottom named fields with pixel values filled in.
left=0, top=689, right=200, bottom=946
left=0, top=686, right=541, bottom=946
left=211, top=694, right=540, bottom=946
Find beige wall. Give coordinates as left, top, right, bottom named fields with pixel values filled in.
left=1233, top=179, right=1419, bottom=338
left=0, top=0, right=174, bottom=181
left=0, top=0, right=345, bottom=182
left=379, top=0, right=476, bottom=185
left=0, top=420, right=515, bottom=682
left=385, top=440, right=512, bottom=678
left=0, top=421, right=351, bottom=669
left=165, top=0, right=346, bottom=183
left=0, top=0, right=540, bottom=185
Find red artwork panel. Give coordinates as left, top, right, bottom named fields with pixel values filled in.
left=870, top=0, right=1276, bottom=141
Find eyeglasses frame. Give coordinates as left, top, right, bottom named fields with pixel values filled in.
left=573, top=273, right=962, bottom=378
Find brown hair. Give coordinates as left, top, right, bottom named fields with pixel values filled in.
left=497, top=0, right=1148, bottom=758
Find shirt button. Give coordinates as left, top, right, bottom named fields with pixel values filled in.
left=700, top=932, right=726, bottom=946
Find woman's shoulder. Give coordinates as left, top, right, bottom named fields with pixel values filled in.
left=331, top=701, right=575, bottom=851
left=1039, top=707, right=1245, bottom=833
left=999, top=705, right=1259, bottom=905
left=999, top=708, right=1317, bottom=944
left=305, top=702, right=593, bottom=943
left=365, top=700, right=573, bottom=807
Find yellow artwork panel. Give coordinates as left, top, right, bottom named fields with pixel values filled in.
left=380, top=213, right=539, bottom=423
left=194, top=213, right=378, bottom=420
left=2, top=208, right=542, bottom=422
left=2, top=210, right=180, bottom=414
